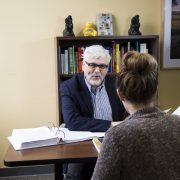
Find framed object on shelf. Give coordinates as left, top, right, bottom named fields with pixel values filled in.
left=162, top=0, right=180, bottom=69
left=97, top=13, right=113, bottom=36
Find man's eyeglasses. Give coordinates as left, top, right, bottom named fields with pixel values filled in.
left=85, top=61, right=108, bottom=70
left=48, top=122, right=65, bottom=143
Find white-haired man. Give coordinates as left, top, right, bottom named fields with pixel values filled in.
left=61, top=45, right=126, bottom=180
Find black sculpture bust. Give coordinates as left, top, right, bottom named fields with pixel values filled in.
left=63, top=15, right=75, bottom=37
left=128, top=15, right=142, bottom=35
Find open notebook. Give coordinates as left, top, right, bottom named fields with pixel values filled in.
left=8, top=126, right=105, bottom=150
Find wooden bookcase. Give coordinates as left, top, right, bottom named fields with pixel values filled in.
left=56, top=35, right=159, bottom=124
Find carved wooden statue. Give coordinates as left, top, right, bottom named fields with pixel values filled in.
left=63, top=15, right=75, bottom=37
left=128, top=15, right=142, bottom=35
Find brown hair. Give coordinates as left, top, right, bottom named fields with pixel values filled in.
left=116, top=51, right=158, bottom=105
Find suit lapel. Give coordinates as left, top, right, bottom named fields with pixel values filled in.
left=105, top=75, right=117, bottom=119
left=78, top=73, right=93, bottom=115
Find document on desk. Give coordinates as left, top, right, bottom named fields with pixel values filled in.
left=172, top=106, right=180, bottom=115
left=54, top=127, right=105, bottom=143
left=8, top=126, right=105, bottom=150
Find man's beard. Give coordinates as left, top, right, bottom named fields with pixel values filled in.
left=87, top=73, right=104, bottom=87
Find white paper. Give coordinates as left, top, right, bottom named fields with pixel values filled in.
left=52, top=127, right=105, bottom=143
left=172, top=106, right=180, bottom=115
left=163, top=108, right=172, bottom=113
left=111, top=121, right=123, bottom=127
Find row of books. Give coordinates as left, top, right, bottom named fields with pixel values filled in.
left=59, top=46, right=84, bottom=75
left=59, top=41, right=149, bottom=75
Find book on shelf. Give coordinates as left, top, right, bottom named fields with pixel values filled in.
left=60, top=52, right=65, bottom=74
left=8, top=126, right=105, bottom=151
left=74, top=50, right=78, bottom=73
left=77, top=47, right=84, bottom=73
left=64, top=49, right=69, bottom=74
left=112, top=41, right=116, bottom=73
left=134, top=41, right=139, bottom=52
left=105, top=45, right=112, bottom=72
left=127, top=41, right=131, bottom=52
left=92, top=137, right=103, bottom=153
left=116, top=44, right=120, bottom=73
left=68, top=46, right=74, bottom=74
left=140, top=43, right=148, bottom=53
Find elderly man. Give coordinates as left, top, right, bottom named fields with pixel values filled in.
left=60, top=45, right=126, bottom=180
left=61, top=45, right=125, bottom=131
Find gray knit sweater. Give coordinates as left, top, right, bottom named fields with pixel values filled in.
left=91, top=107, right=180, bottom=180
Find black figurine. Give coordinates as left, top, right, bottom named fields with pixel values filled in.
left=128, top=15, right=142, bottom=35
left=63, top=15, right=75, bottom=37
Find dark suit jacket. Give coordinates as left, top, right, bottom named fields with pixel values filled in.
left=60, top=73, right=125, bottom=132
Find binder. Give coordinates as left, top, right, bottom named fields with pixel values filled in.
left=8, top=126, right=105, bottom=151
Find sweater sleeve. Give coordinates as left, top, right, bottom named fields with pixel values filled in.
left=91, top=127, right=122, bottom=180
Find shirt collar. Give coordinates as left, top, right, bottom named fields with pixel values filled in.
left=84, top=75, right=105, bottom=93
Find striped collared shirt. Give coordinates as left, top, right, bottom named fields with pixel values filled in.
left=85, top=78, right=112, bottom=121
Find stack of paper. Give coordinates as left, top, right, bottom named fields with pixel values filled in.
left=8, top=126, right=105, bottom=150
left=8, top=127, right=59, bottom=150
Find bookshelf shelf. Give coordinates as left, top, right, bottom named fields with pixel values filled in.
left=56, top=35, right=159, bottom=124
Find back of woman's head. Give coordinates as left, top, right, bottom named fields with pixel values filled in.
left=116, top=51, right=158, bottom=105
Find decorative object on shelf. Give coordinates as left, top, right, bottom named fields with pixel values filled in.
left=162, top=0, right=180, bottom=69
left=83, top=22, right=98, bottom=36
left=97, top=13, right=113, bottom=36
left=128, top=15, right=142, bottom=35
left=63, top=15, right=75, bottom=37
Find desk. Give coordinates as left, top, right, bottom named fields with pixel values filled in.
left=4, top=141, right=98, bottom=180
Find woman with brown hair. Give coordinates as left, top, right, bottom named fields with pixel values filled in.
left=91, top=51, right=180, bottom=180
